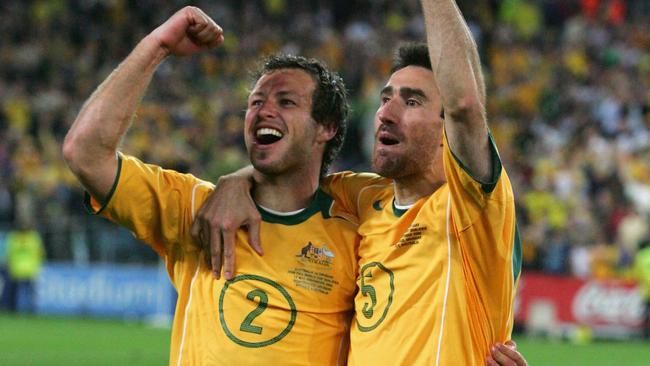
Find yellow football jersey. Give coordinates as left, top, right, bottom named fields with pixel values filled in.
left=86, top=153, right=359, bottom=365
left=324, top=134, right=521, bottom=365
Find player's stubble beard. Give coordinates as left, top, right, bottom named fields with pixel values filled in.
left=372, top=137, right=438, bottom=180
left=249, top=129, right=317, bottom=177
left=373, top=149, right=426, bottom=179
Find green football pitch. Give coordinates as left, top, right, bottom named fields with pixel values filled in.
left=1, top=313, right=649, bottom=365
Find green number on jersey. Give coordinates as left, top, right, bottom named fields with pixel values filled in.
left=240, top=289, right=269, bottom=334
left=361, top=271, right=377, bottom=318
left=356, top=262, right=394, bottom=332
left=219, top=274, right=297, bottom=348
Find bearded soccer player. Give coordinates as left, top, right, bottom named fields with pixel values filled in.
left=194, top=0, right=522, bottom=365
left=63, top=6, right=360, bottom=365
left=327, top=41, right=520, bottom=364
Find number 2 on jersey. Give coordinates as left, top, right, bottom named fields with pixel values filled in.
left=240, top=288, right=268, bottom=334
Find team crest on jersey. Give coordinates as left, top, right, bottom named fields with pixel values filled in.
left=296, top=242, right=334, bottom=267
left=290, top=242, right=338, bottom=294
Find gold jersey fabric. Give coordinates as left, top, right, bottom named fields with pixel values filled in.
left=86, top=154, right=359, bottom=366
left=324, top=134, right=521, bottom=365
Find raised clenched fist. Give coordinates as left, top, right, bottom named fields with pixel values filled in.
left=150, top=6, right=224, bottom=57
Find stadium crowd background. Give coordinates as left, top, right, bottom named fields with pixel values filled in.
left=0, top=0, right=649, bottom=282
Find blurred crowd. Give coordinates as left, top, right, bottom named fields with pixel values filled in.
left=0, top=0, right=649, bottom=280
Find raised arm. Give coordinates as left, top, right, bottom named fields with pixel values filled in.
left=62, top=6, right=223, bottom=201
left=421, top=0, right=492, bottom=182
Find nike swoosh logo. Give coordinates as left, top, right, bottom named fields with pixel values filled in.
left=373, top=200, right=383, bottom=211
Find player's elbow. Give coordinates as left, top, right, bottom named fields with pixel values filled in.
left=62, top=129, right=97, bottom=179
left=62, top=131, right=82, bottom=173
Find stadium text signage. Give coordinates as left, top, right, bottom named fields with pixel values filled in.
left=35, top=263, right=174, bottom=321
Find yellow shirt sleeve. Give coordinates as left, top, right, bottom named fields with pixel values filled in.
left=84, top=153, right=213, bottom=279
left=322, top=171, right=391, bottom=223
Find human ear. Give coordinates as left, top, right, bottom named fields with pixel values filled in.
left=316, top=122, right=337, bottom=143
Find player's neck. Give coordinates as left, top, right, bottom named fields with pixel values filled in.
left=393, top=168, right=446, bottom=206
left=252, top=167, right=321, bottom=212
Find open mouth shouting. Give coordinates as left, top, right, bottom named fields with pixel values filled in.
left=255, top=127, right=284, bottom=146
left=377, top=129, right=401, bottom=147
left=379, top=135, right=399, bottom=146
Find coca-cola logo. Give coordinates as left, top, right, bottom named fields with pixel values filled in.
left=572, top=282, right=644, bottom=326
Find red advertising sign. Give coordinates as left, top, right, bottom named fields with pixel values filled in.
left=515, top=272, right=644, bottom=335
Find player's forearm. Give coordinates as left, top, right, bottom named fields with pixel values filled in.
left=422, top=0, right=493, bottom=181
left=63, top=36, right=168, bottom=199
left=228, top=165, right=255, bottom=181
left=220, top=165, right=256, bottom=190
left=421, top=0, right=486, bottom=118
left=65, top=36, right=167, bottom=162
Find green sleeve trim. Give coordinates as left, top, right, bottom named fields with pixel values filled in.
left=82, top=154, right=123, bottom=215
left=391, top=199, right=408, bottom=217
left=256, top=188, right=334, bottom=225
left=512, top=222, right=522, bottom=282
left=448, top=131, right=502, bottom=194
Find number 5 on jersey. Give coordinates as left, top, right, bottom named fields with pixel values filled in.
left=356, top=262, right=395, bottom=332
